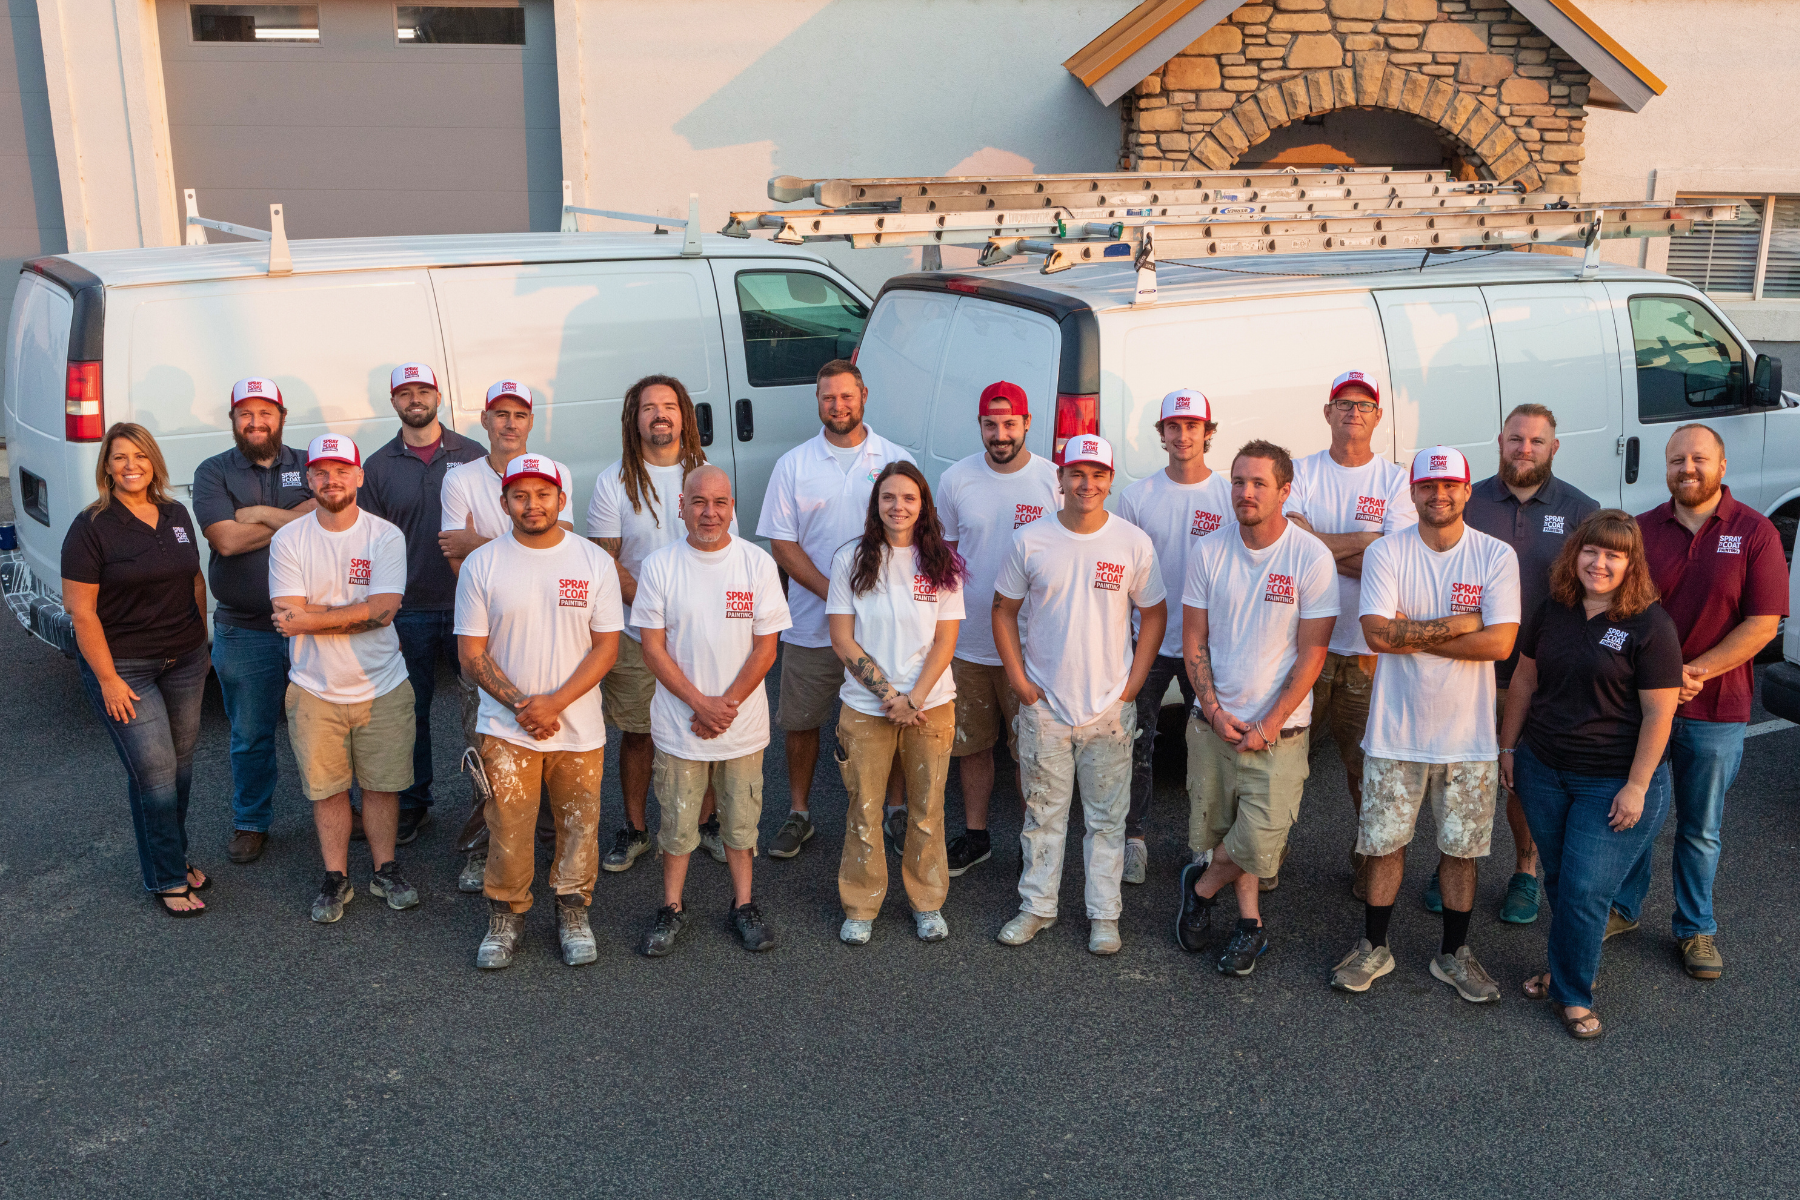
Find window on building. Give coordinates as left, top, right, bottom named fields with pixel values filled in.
left=190, top=4, right=318, bottom=42
left=1667, top=196, right=1800, bottom=301
left=733, top=272, right=869, bottom=387
left=396, top=6, right=525, bottom=44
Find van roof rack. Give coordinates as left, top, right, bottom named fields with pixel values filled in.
left=184, top=188, right=292, bottom=275
left=561, top=182, right=703, bottom=256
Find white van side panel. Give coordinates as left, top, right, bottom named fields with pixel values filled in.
left=1376, top=288, right=1501, bottom=479
left=926, top=301, right=1059, bottom=475
left=4, top=275, right=73, bottom=594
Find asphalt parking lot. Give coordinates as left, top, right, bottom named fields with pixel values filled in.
left=2, top=618, right=1797, bottom=1198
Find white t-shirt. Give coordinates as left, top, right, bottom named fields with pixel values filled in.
left=453, top=531, right=624, bottom=753
left=755, top=428, right=914, bottom=649
left=584, top=458, right=738, bottom=641
left=934, top=451, right=1063, bottom=666
left=1183, top=521, right=1339, bottom=727
left=1118, top=468, right=1234, bottom=658
left=268, top=509, right=409, bottom=704
left=1285, top=450, right=1418, bottom=656
left=825, top=542, right=968, bottom=718
left=993, top=513, right=1166, bottom=728
left=631, top=536, right=792, bottom=762
left=439, top=456, right=573, bottom=541
left=1358, top=524, right=1522, bottom=763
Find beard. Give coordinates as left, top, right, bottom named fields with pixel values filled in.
left=1671, top=472, right=1723, bottom=508
left=985, top=436, right=1024, bottom=464
left=1419, top=503, right=1460, bottom=529
left=1500, top=454, right=1552, bottom=489
left=823, top=412, right=862, bottom=437
left=398, top=404, right=438, bottom=429
left=316, top=489, right=355, bottom=514
left=233, top=417, right=284, bottom=462
left=690, top=521, right=728, bottom=546
left=514, top=511, right=557, bottom=535
left=645, top=419, right=677, bottom=447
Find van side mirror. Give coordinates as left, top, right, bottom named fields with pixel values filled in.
left=1753, top=353, right=1784, bottom=407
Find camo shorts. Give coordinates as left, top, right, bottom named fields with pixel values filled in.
left=1355, top=756, right=1498, bottom=860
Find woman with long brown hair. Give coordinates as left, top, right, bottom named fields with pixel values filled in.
left=826, top=461, right=967, bottom=944
left=1499, top=509, right=1682, bottom=1037
left=61, top=423, right=212, bottom=916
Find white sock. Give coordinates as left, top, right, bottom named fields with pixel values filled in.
left=790, top=808, right=809, bottom=819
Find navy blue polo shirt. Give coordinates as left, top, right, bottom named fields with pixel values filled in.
left=356, top=427, right=485, bottom=612
left=1464, top=473, right=1600, bottom=687
left=191, top=444, right=313, bottom=631
left=60, top=500, right=206, bottom=659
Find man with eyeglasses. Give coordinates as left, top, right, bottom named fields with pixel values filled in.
left=1284, top=371, right=1417, bottom=901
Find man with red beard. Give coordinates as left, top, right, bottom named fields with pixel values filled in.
left=193, top=377, right=318, bottom=864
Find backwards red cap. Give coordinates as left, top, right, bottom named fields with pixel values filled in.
left=979, top=381, right=1029, bottom=418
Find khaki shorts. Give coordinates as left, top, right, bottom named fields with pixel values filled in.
left=1311, top=651, right=1374, bottom=789
left=774, top=642, right=843, bottom=732
left=285, top=680, right=416, bottom=802
left=1184, top=717, right=1310, bottom=879
left=950, top=658, right=1020, bottom=759
left=654, top=748, right=765, bottom=856
left=1357, top=756, right=1499, bottom=859
left=602, top=633, right=656, bottom=735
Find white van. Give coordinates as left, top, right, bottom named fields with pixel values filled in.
left=2, top=233, right=871, bottom=653
left=854, top=250, right=1797, bottom=543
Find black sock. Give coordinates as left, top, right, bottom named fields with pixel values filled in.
left=966, top=828, right=990, bottom=845
left=1237, top=916, right=1262, bottom=932
left=1441, top=907, right=1473, bottom=955
left=1364, top=903, right=1394, bottom=948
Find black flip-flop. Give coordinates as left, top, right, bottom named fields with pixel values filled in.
left=156, top=886, right=207, bottom=918
left=186, top=865, right=213, bottom=892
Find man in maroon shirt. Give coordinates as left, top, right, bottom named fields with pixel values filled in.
left=1619, top=424, right=1785, bottom=980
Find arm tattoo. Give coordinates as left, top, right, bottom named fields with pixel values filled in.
left=1187, top=646, right=1219, bottom=713
left=468, top=650, right=530, bottom=710
left=846, top=652, right=896, bottom=701
left=1386, top=616, right=1461, bottom=649
left=596, top=538, right=623, bottom=558
left=308, top=605, right=394, bottom=635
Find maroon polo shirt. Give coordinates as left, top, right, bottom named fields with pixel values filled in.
left=1638, top=485, right=1788, bottom=723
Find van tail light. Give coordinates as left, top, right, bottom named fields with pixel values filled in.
left=850, top=346, right=859, bottom=365
left=1052, top=392, right=1098, bottom=464
left=65, top=361, right=104, bottom=442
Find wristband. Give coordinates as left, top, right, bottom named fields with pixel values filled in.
left=1498, top=747, right=1516, bottom=754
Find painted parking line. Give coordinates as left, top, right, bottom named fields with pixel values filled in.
left=1746, top=718, right=1795, bottom=739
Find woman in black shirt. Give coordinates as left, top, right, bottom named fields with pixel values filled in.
left=1499, top=509, right=1682, bottom=1038
left=61, top=423, right=212, bottom=916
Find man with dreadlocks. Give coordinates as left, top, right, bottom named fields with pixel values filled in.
left=588, top=375, right=736, bottom=871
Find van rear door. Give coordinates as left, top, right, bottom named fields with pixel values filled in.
left=922, top=297, right=1059, bottom=478
left=3, top=272, right=75, bottom=617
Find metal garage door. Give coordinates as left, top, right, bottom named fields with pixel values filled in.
left=157, top=0, right=560, bottom=239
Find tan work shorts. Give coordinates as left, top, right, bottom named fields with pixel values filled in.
left=1356, top=756, right=1499, bottom=860
left=285, top=680, right=416, bottom=802
left=950, top=658, right=1020, bottom=759
left=1184, top=717, right=1310, bottom=879
left=602, top=633, right=656, bottom=735
left=774, top=642, right=843, bottom=732
left=654, top=748, right=766, bottom=856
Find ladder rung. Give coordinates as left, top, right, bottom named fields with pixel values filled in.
left=895, top=181, right=1523, bottom=213
left=772, top=168, right=1461, bottom=207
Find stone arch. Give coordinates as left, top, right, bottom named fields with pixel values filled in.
left=1185, top=66, right=1540, bottom=192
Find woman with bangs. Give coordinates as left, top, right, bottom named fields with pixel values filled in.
left=1499, top=509, right=1683, bottom=1038
left=826, top=461, right=968, bottom=945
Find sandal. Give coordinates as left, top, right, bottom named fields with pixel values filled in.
left=1523, top=970, right=1552, bottom=1000
left=156, top=886, right=207, bottom=918
left=186, top=865, right=212, bottom=892
left=1559, top=1006, right=1603, bottom=1039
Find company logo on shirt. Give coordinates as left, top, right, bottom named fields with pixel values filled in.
left=1450, top=582, right=1483, bottom=614
left=282, top=471, right=302, bottom=488
left=867, top=468, right=880, bottom=482
left=1093, top=560, right=1125, bottom=592
left=1192, top=509, right=1223, bottom=536
left=559, top=578, right=590, bottom=608
left=1599, top=627, right=1629, bottom=652
left=912, top=575, right=938, bottom=603
left=1014, top=503, right=1047, bottom=529
left=173, top=527, right=190, bottom=544
left=1718, top=535, right=1743, bottom=555
left=349, top=557, right=371, bottom=586
left=1543, top=514, right=1566, bottom=534
left=1263, top=573, right=1295, bottom=604
left=1354, top=495, right=1386, bottom=524
left=726, top=589, right=754, bottom=618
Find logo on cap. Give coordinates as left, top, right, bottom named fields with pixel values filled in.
left=404, top=367, right=420, bottom=379
left=1174, top=396, right=1191, bottom=411
left=245, top=381, right=262, bottom=393
left=323, top=438, right=339, bottom=451
left=1431, top=454, right=1448, bottom=472
left=502, top=382, right=516, bottom=392
left=1083, top=439, right=1099, bottom=455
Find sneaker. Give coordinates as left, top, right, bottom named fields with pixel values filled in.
left=476, top=902, right=524, bottom=969
left=395, top=808, right=431, bottom=846
left=1680, top=933, right=1723, bottom=980
left=914, top=909, right=949, bottom=942
left=602, top=825, right=651, bottom=873
left=731, top=901, right=775, bottom=951
left=556, top=896, right=598, bottom=966
left=310, top=871, right=353, bottom=924
left=1500, top=871, right=1542, bottom=924
left=1218, top=920, right=1269, bottom=977
left=996, top=911, right=1056, bottom=946
left=1422, top=868, right=1443, bottom=914
left=697, top=817, right=727, bottom=864
left=767, top=812, right=813, bottom=859
left=946, top=831, right=992, bottom=877
left=639, top=904, right=688, bottom=958
left=840, top=917, right=874, bottom=945
left=369, top=861, right=420, bottom=911
left=458, top=851, right=487, bottom=894
left=1330, top=937, right=1395, bottom=993
left=227, top=830, right=268, bottom=864
left=883, top=807, right=907, bottom=855
left=1122, top=839, right=1148, bottom=885
left=1088, top=918, right=1121, bottom=956
left=1603, top=908, right=1640, bottom=941
left=1175, top=860, right=1214, bottom=953
left=1430, top=945, right=1500, bottom=1003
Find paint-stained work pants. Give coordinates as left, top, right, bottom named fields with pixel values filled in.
left=479, top=735, right=605, bottom=914
left=836, top=702, right=955, bottom=919
left=1015, top=698, right=1137, bottom=921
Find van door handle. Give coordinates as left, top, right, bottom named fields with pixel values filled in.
left=695, top=401, right=714, bottom=447
left=1624, top=435, right=1640, bottom=484
left=735, top=399, right=754, bottom=442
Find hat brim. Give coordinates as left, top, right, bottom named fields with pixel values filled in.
left=501, top=471, right=563, bottom=491
left=308, top=455, right=359, bottom=469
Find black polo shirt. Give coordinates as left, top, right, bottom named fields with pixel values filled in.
left=60, top=500, right=206, bottom=660
left=191, top=444, right=312, bottom=631
left=356, top=427, right=484, bottom=612
left=1463, top=473, right=1600, bottom=687
left=1519, top=597, right=1684, bottom=777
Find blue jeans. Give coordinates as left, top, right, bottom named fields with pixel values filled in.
left=394, top=608, right=458, bottom=811
left=1129, top=653, right=1194, bottom=841
left=1513, top=743, right=1671, bottom=1010
left=1615, top=717, right=1744, bottom=938
left=79, top=644, right=210, bottom=893
left=211, top=624, right=290, bottom=833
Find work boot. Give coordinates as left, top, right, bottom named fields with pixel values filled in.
left=477, top=902, right=524, bottom=970
left=228, top=830, right=267, bottom=864
left=997, top=911, right=1056, bottom=946
left=557, top=895, right=598, bottom=966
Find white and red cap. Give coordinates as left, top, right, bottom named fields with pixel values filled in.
left=499, top=453, right=569, bottom=492
left=1410, top=445, right=1471, bottom=484
left=306, top=433, right=361, bottom=468
left=1061, top=434, right=1114, bottom=471
left=485, top=379, right=534, bottom=410
left=390, top=363, right=440, bottom=393
left=1159, top=388, right=1212, bottom=423
left=1329, top=369, right=1380, bottom=404
left=231, top=376, right=284, bottom=410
